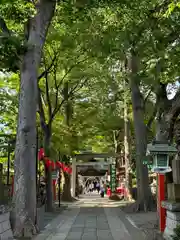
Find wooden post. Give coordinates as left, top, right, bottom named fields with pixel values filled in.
left=157, top=174, right=166, bottom=232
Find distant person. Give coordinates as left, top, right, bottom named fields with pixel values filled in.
left=88, top=182, right=92, bottom=193
left=93, top=181, right=97, bottom=192
left=90, top=182, right=94, bottom=192
left=100, top=181, right=105, bottom=198
left=96, top=182, right=100, bottom=193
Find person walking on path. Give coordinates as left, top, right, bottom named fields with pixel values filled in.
left=100, top=181, right=105, bottom=198
left=89, top=182, right=94, bottom=193
left=96, top=182, right=100, bottom=193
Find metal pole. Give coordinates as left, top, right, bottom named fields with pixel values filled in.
left=7, top=142, right=10, bottom=185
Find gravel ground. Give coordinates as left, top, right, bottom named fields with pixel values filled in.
left=120, top=204, right=164, bottom=240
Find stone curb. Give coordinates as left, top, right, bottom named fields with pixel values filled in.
left=33, top=207, right=80, bottom=240
left=125, top=214, right=164, bottom=240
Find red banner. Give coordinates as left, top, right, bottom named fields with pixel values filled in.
left=38, top=148, right=72, bottom=174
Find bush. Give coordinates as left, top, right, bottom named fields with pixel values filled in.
left=132, top=178, right=137, bottom=187
left=172, top=225, right=180, bottom=240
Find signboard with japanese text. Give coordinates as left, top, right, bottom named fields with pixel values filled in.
left=110, top=163, right=116, bottom=192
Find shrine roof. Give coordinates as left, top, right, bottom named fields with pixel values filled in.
left=73, top=152, right=117, bottom=160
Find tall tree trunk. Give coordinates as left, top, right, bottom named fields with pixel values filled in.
left=124, top=81, right=132, bottom=200
left=155, top=83, right=171, bottom=142
left=43, top=125, right=53, bottom=212
left=61, top=82, right=73, bottom=201
left=61, top=172, right=72, bottom=201
left=11, top=1, right=56, bottom=237
left=129, top=53, right=152, bottom=211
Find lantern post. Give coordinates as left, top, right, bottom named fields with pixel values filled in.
left=146, top=140, right=176, bottom=233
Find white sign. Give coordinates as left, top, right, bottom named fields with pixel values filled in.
left=52, top=171, right=58, bottom=180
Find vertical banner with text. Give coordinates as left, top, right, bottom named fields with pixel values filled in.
left=110, top=163, right=116, bottom=192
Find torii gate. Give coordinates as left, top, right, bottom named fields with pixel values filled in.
left=71, top=152, right=116, bottom=197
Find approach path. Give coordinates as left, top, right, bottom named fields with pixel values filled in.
left=34, top=193, right=146, bottom=240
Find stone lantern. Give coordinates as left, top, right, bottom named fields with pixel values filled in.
left=147, top=140, right=176, bottom=174
left=147, top=140, right=177, bottom=236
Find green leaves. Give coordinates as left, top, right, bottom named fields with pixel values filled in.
left=0, top=74, right=19, bottom=133
left=1, top=0, right=180, bottom=162
left=0, top=0, right=36, bottom=71
left=0, top=0, right=36, bottom=23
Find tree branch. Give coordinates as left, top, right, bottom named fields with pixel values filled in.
left=0, top=17, right=11, bottom=35
left=37, top=86, right=47, bottom=132
left=144, top=88, right=152, bottom=105
left=50, top=77, right=88, bottom=123
left=57, top=57, right=89, bottom=88
left=53, top=61, right=60, bottom=114
left=69, top=77, right=88, bottom=98
left=146, top=101, right=158, bottom=131
left=45, top=72, right=52, bottom=119
left=38, top=55, right=56, bottom=81
left=50, top=99, right=65, bottom=123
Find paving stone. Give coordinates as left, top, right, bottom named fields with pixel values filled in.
left=82, top=238, right=98, bottom=240
left=66, top=231, right=82, bottom=239
left=82, top=232, right=97, bottom=238
left=97, top=230, right=112, bottom=239
left=83, top=227, right=97, bottom=232
left=81, top=234, right=98, bottom=240
left=50, top=233, right=67, bottom=240
left=72, top=224, right=84, bottom=228
left=70, top=227, right=84, bottom=232
left=85, top=223, right=97, bottom=228
left=35, top=194, right=147, bottom=240
left=96, top=223, right=109, bottom=229
left=98, top=238, right=114, bottom=240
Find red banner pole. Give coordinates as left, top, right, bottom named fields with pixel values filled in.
left=53, top=180, right=56, bottom=201
left=157, top=174, right=166, bottom=232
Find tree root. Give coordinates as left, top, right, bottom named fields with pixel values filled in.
left=13, top=218, right=38, bottom=239
left=122, top=198, right=156, bottom=213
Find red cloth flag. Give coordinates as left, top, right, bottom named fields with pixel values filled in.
left=38, top=148, right=45, bottom=160
left=45, top=158, right=51, bottom=167
left=51, top=161, right=56, bottom=170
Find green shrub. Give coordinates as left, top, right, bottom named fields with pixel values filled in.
left=132, top=178, right=137, bottom=187
left=172, top=225, right=180, bottom=240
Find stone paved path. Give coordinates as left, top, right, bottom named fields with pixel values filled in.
left=66, top=207, right=113, bottom=240
left=34, top=193, right=146, bottom=240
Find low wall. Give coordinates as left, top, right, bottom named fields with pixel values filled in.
left=0, top=212, right=13, bottom=240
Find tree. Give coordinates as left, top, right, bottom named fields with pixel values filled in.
left=123, top=79, right=132, bottom=200
left=37, top=38, right=94, bottom=205
left=0, top=0, right=56, bottom=237
left=1, top=0, right=180, bottom=222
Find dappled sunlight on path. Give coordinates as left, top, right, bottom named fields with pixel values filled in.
left=34, top=193, right=146, bottom=240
